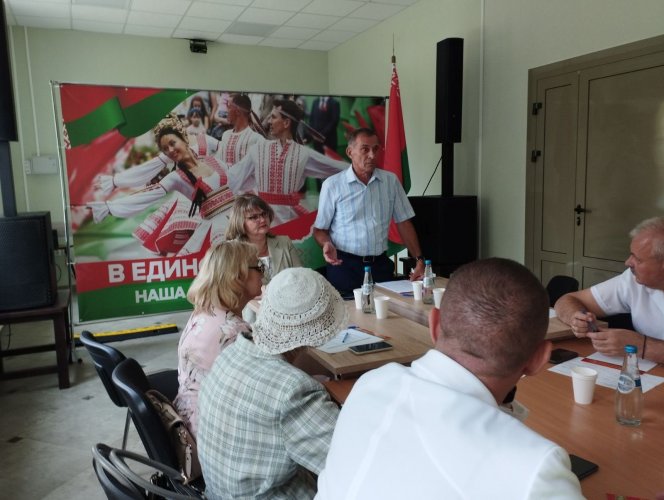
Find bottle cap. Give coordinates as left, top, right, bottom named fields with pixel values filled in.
left=364, top=266, right=371, bottom=272
left=625, top=344, right=637, bottom=353
left=425, top=259, right=432, bottom=265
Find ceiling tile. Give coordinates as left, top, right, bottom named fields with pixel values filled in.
left=217, top=33, right=263, bottom=45
left=72, top=5, right=127, bottom=23
left=9, top=1, right=69, bottom=18
left=286, top=13, right=338, bottom=29
left=203, top=0, right=252, bottom=5
left=313, top=29, right=356, bottom=43
left=259, top=37, right=301, bottom=49
left=298, top=39, right=337, bottom=51
left=270, top=26, right=318, bottom=40
left=186, top=2, right=244, bottom=20
left=173, top=28, right=221, bottom=40
left=250, top=0, right=310, bottom=11
left=14, top=16, right=71, bottom=29
left=123, top=24, right=175, bottom=37
left=330, top=17, right=377, bottom=32
left=352, top=2, right=404, bottom=20
left=179, top=16, right=229, bottom=32
left=225, top=21, right=276, bottom=37
left=73, top=19, right=124, bottom=34
left=370, top=0, right=418, bottom=5
left=127, top=11, right=181, bottom=28
left=303, top=0, right=364, bottom=17
left=238, top=7, right=294, bottom=25
left=132, top=0, right=191, bottom=15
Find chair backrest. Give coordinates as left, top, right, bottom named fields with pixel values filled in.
left=546, top=275, right=579, bottom=307
left=112, top=358, right=179, bottom=468
left=80, top=330, right=127, bottom=408
left=92, top=443, right=145, bottom=500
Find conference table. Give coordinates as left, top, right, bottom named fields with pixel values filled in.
left=322, top=331, right=664, bottom=498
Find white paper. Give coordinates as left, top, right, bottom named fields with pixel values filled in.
left=375, top=280, right=414, bottom=295
left=548, top=355, right=664, bottom=393
left=548, top=308, right=557, bottom=318
left=584, top=351, right=658, bottom=372
left=316, top=327, right=384, bottom=354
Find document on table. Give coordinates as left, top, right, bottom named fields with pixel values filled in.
left=376, top=280, right=414, bottom=295
left=549, top=352, right=664, bottom=393
left=316, top=327, right=384, bottom=354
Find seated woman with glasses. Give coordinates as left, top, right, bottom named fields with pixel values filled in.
left=174, top=241, right=264, bottom=437
left=225, top=194, right=302, bottom=285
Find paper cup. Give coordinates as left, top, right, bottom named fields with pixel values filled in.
left=375, top=296, right=390, bottom=319
left=412, top=281, right=423, bottom=301
left=353, top=288, right=363, bottom=310
left=433, top=288, right=445, bottom=308
left=571, top=366, right=598, bottom=405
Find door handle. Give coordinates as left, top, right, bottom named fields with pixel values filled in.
left=574, top=204, right=587, bottom=214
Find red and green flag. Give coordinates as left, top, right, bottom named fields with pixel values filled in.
left=384, top=58, right=411, bottom=246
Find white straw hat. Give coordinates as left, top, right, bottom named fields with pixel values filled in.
left=253, top=267, right=348, bottom=354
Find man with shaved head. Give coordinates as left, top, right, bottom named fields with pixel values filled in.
left=316, top=258, right=583, bottom=499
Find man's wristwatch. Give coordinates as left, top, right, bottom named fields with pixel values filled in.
left=415, top=255, right=425, bottom=263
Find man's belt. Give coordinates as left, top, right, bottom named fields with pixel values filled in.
left=337, top=249, right=386, bottom=263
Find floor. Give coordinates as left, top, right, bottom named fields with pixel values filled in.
left=0, top=306, right=191, bottom=500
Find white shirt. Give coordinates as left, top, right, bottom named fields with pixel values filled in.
left=314, top=167, right=414, bottom=256
left=316, top=350, right=583, bottom=500
left=591, top=268, right=664, bottom=339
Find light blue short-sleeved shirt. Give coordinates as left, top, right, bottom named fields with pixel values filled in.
left=314, top=166, right=415, bottom=256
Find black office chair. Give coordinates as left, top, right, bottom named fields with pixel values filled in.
left=92, top=442, right=144, bottom=500
left=80, top=331, right=179, bottom=449
left=92, top=443, right=204, bottom=500
left=546, top=275, right=579, bottom=307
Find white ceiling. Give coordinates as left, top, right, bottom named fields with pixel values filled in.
left=4, top=0, right=421, bottom=51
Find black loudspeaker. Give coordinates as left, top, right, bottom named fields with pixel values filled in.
left=0, top=2, right=18, bottom=142
left=434, top=38, right=463, bottom=144
left=408, top=195, right=477, bottom=277
left=0, top=212, right=57, bottom=312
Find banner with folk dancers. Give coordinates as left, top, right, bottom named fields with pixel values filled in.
left=60, top=84, right=389, bottom=321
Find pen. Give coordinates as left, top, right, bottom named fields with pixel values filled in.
left=341, top=332, right=349, bottom=343
left=581, top=309, right=598, bottom=332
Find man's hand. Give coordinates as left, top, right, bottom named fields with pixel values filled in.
left=322, top=241, right=342, bottom=265
left=569, top=310, right=599, bottom=338
left=409, top=259, right=425, bottom=281
left=587, top=328, right=643, bottom=357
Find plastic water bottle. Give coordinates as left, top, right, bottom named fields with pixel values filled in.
left=361, top=266, right=374, bottom=314
left=615, top=344, right=643, bottom=426
left=422, top=260, right=434, bottom=305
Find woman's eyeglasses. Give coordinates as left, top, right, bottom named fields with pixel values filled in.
left=245, top=211, right=268, bottom=222
left=249, top=262, right=266, bottom=275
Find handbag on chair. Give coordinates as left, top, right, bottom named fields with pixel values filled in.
left=145, top=390, right=202, bottom=485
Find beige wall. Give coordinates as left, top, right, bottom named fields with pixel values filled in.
left=4, top=0, right=664, bottom=262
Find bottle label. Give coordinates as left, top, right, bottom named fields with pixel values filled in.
left=617, top=373, right=635, bottom=394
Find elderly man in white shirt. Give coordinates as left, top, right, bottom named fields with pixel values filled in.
left=555, top=216, right=664, bottom=362
left=316, top=258, right=583, bottom=500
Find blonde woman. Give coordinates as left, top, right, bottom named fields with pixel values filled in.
left=174, top=241, right=263, bottom=437
left=225, top=194, right=302, bottom=284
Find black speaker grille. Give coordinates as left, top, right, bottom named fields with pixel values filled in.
left=0, top=212, right=57, bottom=311
left=435, top=38, right=463, bottom=144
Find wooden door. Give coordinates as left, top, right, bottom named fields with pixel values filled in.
left=526, top=36, right=664, bottom=289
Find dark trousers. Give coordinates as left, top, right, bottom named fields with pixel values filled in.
left=326, top=251, right=394, bottom=297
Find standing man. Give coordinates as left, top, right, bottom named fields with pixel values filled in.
left=218, top=93, right=265, bottom=167
left=308, top=96, right=340, bottom=154
left=555, top=216, right=664, bottom=362
left=316, top=258, right=583, bottom=499
left=313, top=128, right=425, bottom=295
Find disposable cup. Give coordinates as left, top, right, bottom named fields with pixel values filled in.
left=571, top=366, right=598, bottom=405
left=353, top=288, right=362, bottom=310
left=375, top=296, right=390, bottom=319
left=412, top=281, right=423, bottom=301
left=433, top=288, right=446, bottom=308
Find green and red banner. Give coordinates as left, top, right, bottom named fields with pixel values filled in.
left=60, top=84, right=387, bottom=322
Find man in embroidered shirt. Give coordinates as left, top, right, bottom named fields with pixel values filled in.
left=313, top=128, right=425, bottom=295
left=316, top=258, right=583, bottom=499
left=555, top=215, right=664, bottom=362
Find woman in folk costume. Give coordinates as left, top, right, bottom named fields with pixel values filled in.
left=87, top=114, right=234, bottom=256
left=227, top=99, right=347, bottom=226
